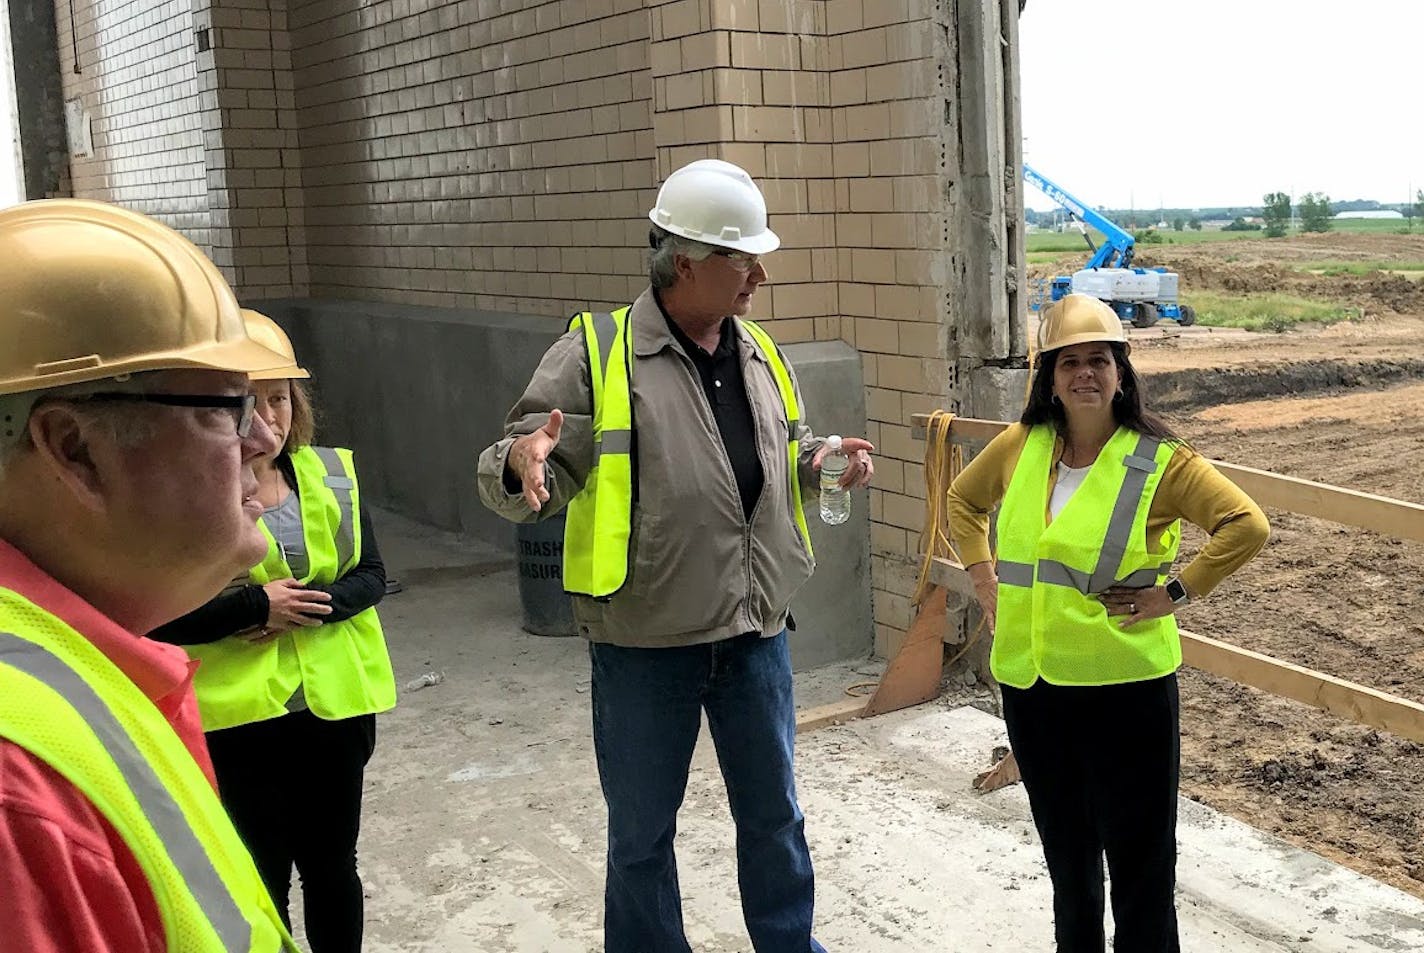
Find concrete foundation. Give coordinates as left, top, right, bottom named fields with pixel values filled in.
left=256, top=299, right=873, bottom=669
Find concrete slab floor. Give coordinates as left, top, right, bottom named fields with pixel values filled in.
left=332, top=512, right=1424, bottom=952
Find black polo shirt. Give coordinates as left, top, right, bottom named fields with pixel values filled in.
left=659, top=301, right=764, bottom=521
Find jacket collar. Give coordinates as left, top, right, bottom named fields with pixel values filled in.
left=629, top=287, right=767, bottom=365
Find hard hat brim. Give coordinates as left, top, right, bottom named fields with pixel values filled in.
left=0, top=335, right=294, bottom=396
left=1039, top=329, right=1127, bottom=352
left=733, top=227, right=781, bottom=255
left=646, top=216, right=781, bottom=256
left=190, top=335, right=295, bottom=376
left=250, top=364, right=312, bottom=381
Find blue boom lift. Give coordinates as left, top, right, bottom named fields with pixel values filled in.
left=1024, top=163, right=1195, bottom=328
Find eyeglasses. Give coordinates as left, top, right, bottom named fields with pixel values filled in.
left=77, top=392, right=258, bottom=437
left=711, top=249, right=761, bottom=273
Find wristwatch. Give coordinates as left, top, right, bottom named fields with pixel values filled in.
left=1164, top=577, right=1191, bottom=606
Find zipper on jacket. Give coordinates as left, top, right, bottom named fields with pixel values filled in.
left=743, top=392, right=769, bottom=633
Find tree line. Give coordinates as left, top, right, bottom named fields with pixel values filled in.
left=1030, top=191, right=1424, bottom=234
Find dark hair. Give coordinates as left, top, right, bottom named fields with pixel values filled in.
left=1020, top=341, right=1180, bottom=443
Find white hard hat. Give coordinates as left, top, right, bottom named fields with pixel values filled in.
left=648, top=159, right=780, bottom=255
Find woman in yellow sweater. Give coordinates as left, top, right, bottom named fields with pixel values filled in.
left=947, top=294, right=1269, bottom=953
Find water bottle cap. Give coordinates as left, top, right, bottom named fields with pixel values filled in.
left=827, top=434, right=842, bottom=451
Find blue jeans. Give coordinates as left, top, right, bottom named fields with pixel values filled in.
left=590, top=630, right=827, bottom=953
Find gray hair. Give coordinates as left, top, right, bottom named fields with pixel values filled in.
left=648, top=227, right=717, bottom=289
left=0, top=374, right=162, bottom=480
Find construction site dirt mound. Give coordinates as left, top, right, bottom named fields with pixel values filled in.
left=1164, top=231, right=1424, bottom=265
left=1136, top=255, right=1424, bottom=315
left=1144, top=358, right=1424, bottom=414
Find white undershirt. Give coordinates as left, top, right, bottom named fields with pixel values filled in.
left=1049, top=462, right=1091, bottom=518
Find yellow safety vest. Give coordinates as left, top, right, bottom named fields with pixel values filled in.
left=562, top=309, right=813, bottom=598
left=0, top=590, right=298, bottom=951
left=188, top=446, right=396, bottom=732
left=992, top=424, right=1182, bottom=688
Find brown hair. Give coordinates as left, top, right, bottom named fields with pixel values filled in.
left=283, top=379, right=317, bottom=452
left=1021, top=341, right=1180, bottom=443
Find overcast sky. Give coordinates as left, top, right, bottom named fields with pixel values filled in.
left=1018, top=0, right=1422, bottom=212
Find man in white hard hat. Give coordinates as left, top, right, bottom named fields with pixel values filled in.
left=0, top=200, right=301, bottom=951
left=479, top=159, right=873, bottom=951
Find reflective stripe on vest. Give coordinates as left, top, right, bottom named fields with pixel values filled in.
left=188, top=446, right=396, bottom=731
left=0, top=604, right=295, bottom=951
left=991, top=425, right=1182, bottom=688
left=311, top=446, right=356, bottom=570
left=561, top=309, right=812, bottom=599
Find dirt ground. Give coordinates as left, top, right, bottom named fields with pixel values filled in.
left=1136, top=232, right=1424, bottom=317
left=1172, top=383, right=1424, bottom=900
left=1036, top=232, right=1424, bottom=898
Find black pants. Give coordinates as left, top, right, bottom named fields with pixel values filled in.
left=206, top=710, right=377, bottom=953
left=1001, top=674, right=1180, bottom=953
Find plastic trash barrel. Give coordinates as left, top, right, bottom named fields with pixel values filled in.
left=515, top=515, right=576, bottom=636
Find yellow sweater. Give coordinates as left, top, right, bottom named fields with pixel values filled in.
left=946, top=423, right=1269, bottom=598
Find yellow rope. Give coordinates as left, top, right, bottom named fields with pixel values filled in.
left=912, top=408, right=997, bottom=667
left=913, top=409, right=965, bottom=608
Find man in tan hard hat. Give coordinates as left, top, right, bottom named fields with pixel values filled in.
left=0, top=200, right=302, bottom=951
left=479, top=159, right=872, bottom=952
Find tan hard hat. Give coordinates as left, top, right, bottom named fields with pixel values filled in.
left=1037, top=294, right=1127, bottom=352
left=0, top=199, right=288, bottom=396
left=243, top=309, right=310, bottom=381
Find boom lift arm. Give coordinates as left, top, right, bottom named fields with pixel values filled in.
left=1023, top=163, right=1136, bottom=270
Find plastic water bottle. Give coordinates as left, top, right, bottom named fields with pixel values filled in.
left=819, top=435, right=850, bottom=525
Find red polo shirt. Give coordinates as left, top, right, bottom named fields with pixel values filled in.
left=0, top=538, right=216, bottom=953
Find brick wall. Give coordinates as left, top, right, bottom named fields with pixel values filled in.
left=647, top=0, right=837, bottom=349
left=826, top=0, right=948, bottom=655
left=56, top=0, right=210, bottom=243
left=197, top=0, right=308, bottom=298
left=288, top=0, right=654, bottom=314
